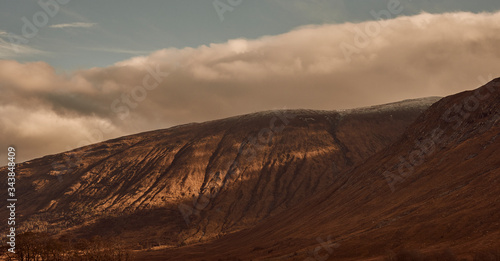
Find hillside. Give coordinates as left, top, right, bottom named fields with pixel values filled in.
left=140, top=79, right=500, bottom=260
left=0, top=98, right=438, bottom=250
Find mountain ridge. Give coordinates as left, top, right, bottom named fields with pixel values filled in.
left=140, top=79, right=500, bottom=260
left=0, top=97, right=439, bottom=250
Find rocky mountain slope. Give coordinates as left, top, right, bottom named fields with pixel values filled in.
left=0, top=98, right=438, bottom=250
left=140, top=79, right=500, bottom=260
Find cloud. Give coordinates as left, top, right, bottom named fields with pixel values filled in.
left=0, top=34, right=45, bottom=58
left=1, top=11, right=500, bottom=164
left=49, top=22, right=97, bottom=29
left=0, top=105, right=123, bottom=162
left=81, top=47, right=153, bottom=55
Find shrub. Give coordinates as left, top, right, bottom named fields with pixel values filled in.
left=13, top=232, right=131, bottom=261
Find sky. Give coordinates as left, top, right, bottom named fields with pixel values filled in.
left=1, top=0, right=500, bottom=70
left=1, top=0, right=500, bottom=163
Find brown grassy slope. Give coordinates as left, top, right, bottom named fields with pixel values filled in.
left=140, top=79, right=500, bottom=260
left=0, top=99, right=437, bottom=249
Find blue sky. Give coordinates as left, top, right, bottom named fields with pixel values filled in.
left=1, top=0, right=499, bottom=70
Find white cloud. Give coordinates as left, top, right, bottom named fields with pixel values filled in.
left=49, top=22, right=97, bottom=29
left=0, top=104, right=123, bottom=164
left=1, top=11, right=500, bottom=163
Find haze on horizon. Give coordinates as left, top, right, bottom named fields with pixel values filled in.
left=1, top=1, right=500, bottom=163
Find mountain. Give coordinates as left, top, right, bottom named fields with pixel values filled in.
left=0, top=97, right=438, bottom=252
left=139, top=79, right=500, bottom=260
